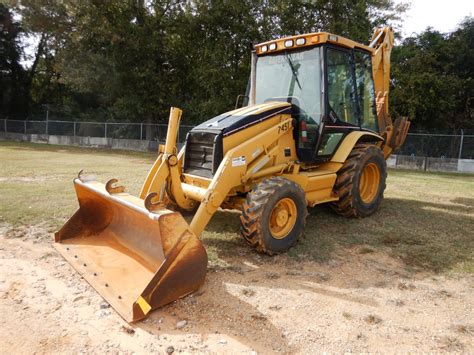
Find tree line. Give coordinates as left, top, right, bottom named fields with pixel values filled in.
left=0, top=1, right=472, bottom=132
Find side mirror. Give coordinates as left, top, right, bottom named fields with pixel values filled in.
left=235, top=94, right=249, bottom=109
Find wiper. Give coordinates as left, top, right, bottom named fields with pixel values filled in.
left=285, top=53, right=302, bottom=90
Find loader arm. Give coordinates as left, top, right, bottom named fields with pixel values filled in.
left=140, top=108, right=196, bottom=211
left=189, top=116, right=294, bottom=236
left=141, top=109, right=295, bottom=238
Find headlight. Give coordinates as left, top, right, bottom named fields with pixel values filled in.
left=296, top=38, right=306, bottom=46
left=284, top=40, right=293, bottom=48
left=269, top=43, right=277, bottom=51
left=261, top=45, right=268, bottom=53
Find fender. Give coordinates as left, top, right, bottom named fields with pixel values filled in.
left=330, top=131, right=384, bottom=163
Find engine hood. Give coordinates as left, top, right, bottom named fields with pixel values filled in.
left=191, top=102, right=291, bottom=136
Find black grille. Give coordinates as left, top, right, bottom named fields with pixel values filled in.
left=183, top=131, right=222, bottom=178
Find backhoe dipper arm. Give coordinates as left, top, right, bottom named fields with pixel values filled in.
left=370, top=26, right=394, bottom=133
left=370, top=27, right=410, bottom=157
left=189, top=117, right=294, bottom=237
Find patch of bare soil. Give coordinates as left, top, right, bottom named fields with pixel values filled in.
left=1, top=224, right=473, bottom=353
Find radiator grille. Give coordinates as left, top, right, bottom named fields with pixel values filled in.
left=183, top=131, right=221, bottom=178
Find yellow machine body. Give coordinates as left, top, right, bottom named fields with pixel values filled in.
left=55, top=27, right=409, bottom=322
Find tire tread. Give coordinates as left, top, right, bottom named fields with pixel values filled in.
left=240, top=177, right=307, bottom=255
left=331, top=143, right=387, bottom=218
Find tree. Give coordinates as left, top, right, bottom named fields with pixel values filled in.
left=0, top=3, right=28, bottom=118
left=3, top=0, right=409, bottom=124
left=390, top=18, right=474, bottom=131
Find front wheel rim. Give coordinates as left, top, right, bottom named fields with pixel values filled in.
left=269, top=198, right=297, bottom=239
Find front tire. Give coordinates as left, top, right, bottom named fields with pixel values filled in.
left=331, top=143, right=387, bottom=217
left=240, top=177, right=307, bottom=255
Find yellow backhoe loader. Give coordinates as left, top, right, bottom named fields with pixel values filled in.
left=55, top=27, right=409, bottom=322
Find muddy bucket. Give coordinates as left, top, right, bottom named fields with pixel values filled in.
left=54, top=178, right=207, bottom=322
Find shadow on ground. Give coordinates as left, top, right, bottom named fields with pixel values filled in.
left=204, top=196, right=474, bottom=274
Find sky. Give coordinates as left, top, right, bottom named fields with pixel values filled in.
left=397, top=0, right=474, bottom=37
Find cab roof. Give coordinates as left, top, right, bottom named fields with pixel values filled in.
left=254, top=32, right=374, bottom=56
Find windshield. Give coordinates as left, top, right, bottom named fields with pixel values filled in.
left=255, top=46, right=322, bottom=126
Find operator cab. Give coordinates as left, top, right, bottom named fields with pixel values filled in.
left=252, top=34, right=379, bottom=163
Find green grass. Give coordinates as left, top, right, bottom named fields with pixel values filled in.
left=0, top=141, right=155, bottom=228
left=0, top=141, right=473, bottom=274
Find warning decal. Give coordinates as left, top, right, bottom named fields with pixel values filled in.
left=231, top=156, right=246, bottom=167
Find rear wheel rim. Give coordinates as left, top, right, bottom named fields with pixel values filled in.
left=359, top=162, right=381, bottom=203
left=269, top=198, right=297, bottom=239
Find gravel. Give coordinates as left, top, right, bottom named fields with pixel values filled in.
left=176, top=320, right=187, bottom=329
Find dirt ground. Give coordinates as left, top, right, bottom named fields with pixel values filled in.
left=1, top=221, right=473, bottom=353
left=0, top=142, right=473, bottom=353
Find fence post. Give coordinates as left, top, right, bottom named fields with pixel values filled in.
left=24, top=120, right=26, bottom=134
left=458, top=129, right=464, bottom=160
left=140, top=123, right=143, bottom=140
left=45, top=105, right=49, bottom=135
left=73, top=122, right=76, bottom=137
left=104, top=123, right=107, bottom=138
left=4, top=119, right=6, bottom=133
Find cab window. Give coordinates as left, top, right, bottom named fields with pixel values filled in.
left=326, top=48, right=358, bottom=125
left=355, top=50, right=378, bottom=132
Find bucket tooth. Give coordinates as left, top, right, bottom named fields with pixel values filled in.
left=54, top=178, right=207, bottom=322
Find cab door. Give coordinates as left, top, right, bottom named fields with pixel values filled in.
left=312, top=45, right=360, bottom=160
left=354, top=49, right=378, bottom=132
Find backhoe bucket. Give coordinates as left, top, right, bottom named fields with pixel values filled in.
left=54, top=178, right=207, bottom=322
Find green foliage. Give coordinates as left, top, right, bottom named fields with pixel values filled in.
left=8, top=0, right=470, bottom=131
left=390, top=18, right=474, bottom=131
left=0, top=3, right=29, bottom=118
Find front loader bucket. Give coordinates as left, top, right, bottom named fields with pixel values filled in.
left=54, top=178, right=207, bottom=322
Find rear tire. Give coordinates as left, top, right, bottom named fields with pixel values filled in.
left=331, top=143, right=386, bottom=218
left=240, top=177, right=307, bottom=255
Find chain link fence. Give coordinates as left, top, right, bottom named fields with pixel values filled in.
left=0, top=119, right=194, bottom=144
left=397, top=132, right=474, bottom=160
left=1, top=118, right=473, bottom=159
